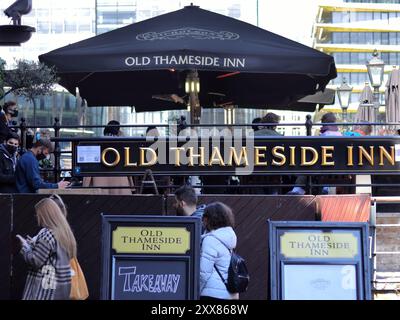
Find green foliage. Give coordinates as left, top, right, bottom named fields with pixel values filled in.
left=2, top=59, right=58, bottom=101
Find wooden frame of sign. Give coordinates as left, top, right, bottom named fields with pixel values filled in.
left=269, top=221, right=371, bottom=300
left=101, top=215, right=201, bottom=300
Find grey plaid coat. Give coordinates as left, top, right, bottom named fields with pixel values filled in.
left=20, top=228, right=72, bottom=300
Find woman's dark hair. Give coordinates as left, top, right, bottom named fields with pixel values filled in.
left=321, top=112, right=336, bottom=124
left=203, top=202, right=235, bottom=231
left=33, top=138, right=54, bottom=152
left=103, top=120, right=120, bottom=136
left=262, top=112, right=280, bottom=130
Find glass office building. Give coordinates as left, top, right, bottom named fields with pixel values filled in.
left=313, top=0, right=400, bottom=119
left=0, top=0, right=308, bottom=135
left=95, top=0, right=258, bottom=34
left=0, top=0, right=104, bottom=127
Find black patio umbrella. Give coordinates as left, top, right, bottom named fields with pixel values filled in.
left=39, top=5, right=336, bottom=113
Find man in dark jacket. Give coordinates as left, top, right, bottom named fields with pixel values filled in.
left=174, top=185, right=206, bottom=234
left=174, top=185, right=206, bottom=218
left=15, top=139, right=69, bottom=193
left=0, top=101, right=19, bottom=143
left=0, top=132, right=19, bottom=193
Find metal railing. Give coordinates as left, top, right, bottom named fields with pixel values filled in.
left=10, top=116, right=400, bottom=193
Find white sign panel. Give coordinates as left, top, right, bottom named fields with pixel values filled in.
left=77, top=146, right=101, bottom=163
left=283, top=264, right=357, bottom=300
left=395, top=144, right=400, bottom=162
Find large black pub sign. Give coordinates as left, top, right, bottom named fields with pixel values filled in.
left=72, top=136, right=400, bottom=176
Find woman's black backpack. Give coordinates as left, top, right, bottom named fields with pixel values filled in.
left=213, top=237, right=250, bottom=294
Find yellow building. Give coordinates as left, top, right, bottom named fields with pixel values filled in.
left=313, top=0, right=400, bottom=117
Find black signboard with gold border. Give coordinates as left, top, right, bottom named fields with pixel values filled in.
left=101, top=215, right=201, bottom=300
left=269, top=221, right=371, bottom=300
left=71, top=136, right=400, bottom=176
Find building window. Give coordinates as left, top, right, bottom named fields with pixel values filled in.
left=37, top=21, right=50, bottom=33
left=64, top=21, right=77, bottom=33
left=78, top=23, right=91, bottom=32
left=51, top=21, right=63, bottom=34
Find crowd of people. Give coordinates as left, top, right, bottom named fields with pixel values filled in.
left=1, top=99, right=393, bottom=301
left=0, top=99, right=390, bottom=196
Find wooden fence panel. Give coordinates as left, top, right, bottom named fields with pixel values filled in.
left=0, top=195, right=12, bottom=300
left=317, top=194, right=371, bottom=222
left=166, top=195, right=316, bottom=300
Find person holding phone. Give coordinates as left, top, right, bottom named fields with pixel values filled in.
left=16, top=197, right=77, bottom=300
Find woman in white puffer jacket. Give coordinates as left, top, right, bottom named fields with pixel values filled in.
left=200, top=202, right=239, bottom=300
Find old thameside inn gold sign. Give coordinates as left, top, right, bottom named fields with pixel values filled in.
left=280, top=232, right=358, bottom=259
left=72, top=137, right=400, bottom=176
left=112, top=227, right=191, bottom=254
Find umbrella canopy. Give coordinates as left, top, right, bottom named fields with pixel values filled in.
left=39, top=5, right=336, bottom=111
left=385, top=68, right=400, bottom=129
left=289, top=88, right=335, bottom=110
left=356, top=82, right=374, bottom=123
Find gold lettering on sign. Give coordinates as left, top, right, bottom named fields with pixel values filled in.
left=358, top=146, right=374, bottom=166
left=140, top=148, right=157, bottom=166
left=347, top=146, right=354, bottom=166
left=301, top=147, right=318, bottom=166
left=102, top=148, right=120, bottom=167
left=209, top=147, right=225, bottom=166
left=272, top=146, right=286, bottom=166
left=289, top=146, right=296, bottom=166
left=188, top=147, right=205, bottom=166
left=321, top=146, right=335, bottom=166
left=379, top=146, right=395, bottom=166
left=228, top=147, right=249, bottom=166
left=170, top=147, right=184, bottom=166
left=124, top=147, right=137, bottom=167
left=254, top=146, right=267, bottom=166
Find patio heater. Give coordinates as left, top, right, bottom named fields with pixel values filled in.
left=366, top=49, right=385, bottom=123
left=185, top=70, right=201, bottom=124
left=224, top=105, right=236, bottom=125
left=336, top=78, right=352, bottom=122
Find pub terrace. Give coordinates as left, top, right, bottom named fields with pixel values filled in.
left=3, top=1, right=400, bottom=303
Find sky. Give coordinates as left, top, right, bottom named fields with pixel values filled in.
left=260, top=0, right=320, bottom=45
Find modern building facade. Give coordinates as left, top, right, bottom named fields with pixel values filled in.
left=313, top=0, right=400, bottom=120
left=0, top=0, right=103, bottom=128
left=0, top=0, right=309, bottom=136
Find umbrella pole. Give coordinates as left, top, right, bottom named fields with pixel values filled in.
left=186, top=70, right=201, bottom=125
left=189, top=91, right=201, bottom=125
left=373, top=88, right=380, bottom=134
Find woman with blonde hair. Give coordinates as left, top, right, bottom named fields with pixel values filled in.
left=49, top=193, right=67, bottom=217
left=16, top=198, right=77, bottom=300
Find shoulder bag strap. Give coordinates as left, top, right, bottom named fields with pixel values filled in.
left=209, top=235, right=232, bottom=285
